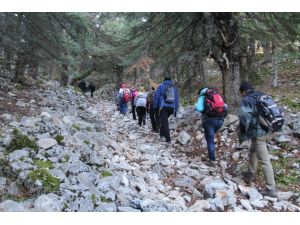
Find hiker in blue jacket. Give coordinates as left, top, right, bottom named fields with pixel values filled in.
left=153, top=77, right=179, bottom=143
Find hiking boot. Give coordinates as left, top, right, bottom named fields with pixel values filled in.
left=242, top=172, right=255, bottom=183
left=261, top=188, right=278, bottom=198
left=206, top=160, right=217, bottom=167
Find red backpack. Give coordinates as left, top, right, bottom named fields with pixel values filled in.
left=205, top=89, right=226, bottom=117
left=122, top=89, right=131, bottom=102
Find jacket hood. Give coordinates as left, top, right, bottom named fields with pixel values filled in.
left=163, top=80, right=173, bottom=86
left=200, top=87, right=208, bottom=96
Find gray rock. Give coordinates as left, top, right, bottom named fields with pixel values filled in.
left=209, top=197, right=224, bottom=211
left=118, top=206, right=142, bottom=212
left=273, top=201, right=300, bottom=212
left=16, top=100, right=27, bottom=107
left=66, top=197, right=94, bottom=212
left=202, top=177, right=230, bottom=198
left=172, top=175, right=197, bottom=189
left=37, top=138, right=57, bottom=149
left=20, top=116, right=36, bottom=127
left=33, top=194, right=62, bottom=212
left=1, top=113, right=13, bottom=122
left=238, top=185, right=263, bottom=201
left=8, top=149, right=29, bottom=162
left=215, top=189, right=236, bottom=208
left=189, top=200, right=210, bottom=212
left=177, top=131, right=191, bottom=145
left=94, top=203, right=117, bottom=212
left=0, top=177, right=6, bottom=192
left=0, top=200, right=25, bottom=212
left=240, top=199, right=253, bottom=210
left=250, top=199, right=267, bottom=209
left=278, top=191, right=294, bottom=201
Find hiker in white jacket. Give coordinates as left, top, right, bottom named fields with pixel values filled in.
left=134, top=86, right=148, bottom=126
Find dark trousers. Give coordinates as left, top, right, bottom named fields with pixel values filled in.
left=154, top=109, right=160, bottom=133
left=203, top=118, right=224, bottom=161
left=159, top=107, right=174, bottom=142
left=131, top=101, right=136, bottom=120
left=136, top=106, right=146, bottom=126
left=149, top=104, right=156, bottom=131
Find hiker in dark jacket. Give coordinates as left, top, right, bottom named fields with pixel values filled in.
left=153, top=77, right=179, bottom=143
left=238, top=81, right=277, bottom=198
left=78, top=80, right=87, bottom=93
left=88, top=82, right=96, bottom=97
left=195, top=87, right=227, bottom=166
left=147, top=86, right=158, bottom=132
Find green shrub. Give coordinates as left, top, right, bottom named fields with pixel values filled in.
left=7, top=129, right=38, bottom=152
left=28, top=169, right=59, bottom=192
left=34, top=160, right=53, bottom=169
left=72, top=124, right=80, bottom=131
left=101, top=171, right=112, bottom=177
left=54, top=135, right=64, bottom=144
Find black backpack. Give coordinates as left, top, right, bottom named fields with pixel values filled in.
left=163, top=84, right=175, bottom=103
left=256, top=94, right=284, bottom=132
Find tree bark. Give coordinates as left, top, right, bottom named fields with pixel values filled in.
left=271, top=43, right=278, bottom=88
left=13, top=53, right=26, bottom=84
left=263, top=41, right=272, bottom=63
left=222, top=62, right=241, bottom=114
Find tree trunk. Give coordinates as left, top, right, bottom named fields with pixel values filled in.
left=263, top=41, right=272, bottom=63
left=222, top=62, right=241, bottom=114
left=13, top=53, right=26, bottom=83
left=29, top=61, right=39, bottom=80
left=239, top=54, right=248, bottom=82
left=271, top=43, right=278, bottom=88
left=60, top=64, right=69, bottom=86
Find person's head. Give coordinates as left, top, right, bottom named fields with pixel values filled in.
left=164, top=77, right=172, bottom=81
left=239, top=81, right=254, bottom=96
left=120, top=83, right=126, bottom=88
left=151, top=86, right=155, bottom=91
left=139, top=86, right=145, bottom=92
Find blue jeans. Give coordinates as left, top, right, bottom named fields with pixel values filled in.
left=119, top=101, right=128, bottom=115
left=203, top=118, right=224, bottom=161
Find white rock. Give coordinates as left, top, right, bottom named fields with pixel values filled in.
left=37, top=138, right=57, bottom=149
left=177, top=131, right=191, bottom=145
left=34, top=194, right=62, bottom=212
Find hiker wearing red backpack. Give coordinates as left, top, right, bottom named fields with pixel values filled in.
left=118, top=83, right=131, bottom=115
left=195, top=87, right=227, bottom=166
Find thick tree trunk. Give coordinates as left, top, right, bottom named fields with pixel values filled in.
left=222, top=62, right=241, bottom=114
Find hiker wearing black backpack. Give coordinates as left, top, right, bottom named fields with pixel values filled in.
left=195, top=87, right=227, bottom=166
left=238, top=81, right=280, bottom=198
left=153, top=77, right=179, bottom=143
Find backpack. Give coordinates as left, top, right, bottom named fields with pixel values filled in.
left=122, top=89, right=131, bottom=103
left=256, top=94, right=284, bottom=132
left=204, top=89, right=226, bottom=117
left=163, top=84, right=175, bottom=103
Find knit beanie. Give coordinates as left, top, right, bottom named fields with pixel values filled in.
left=239, top=81, right=254, bottom=92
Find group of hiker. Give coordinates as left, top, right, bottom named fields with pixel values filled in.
left=115, top=77, right=179, bottom=143
left=113, top=78, right=283, bottom=198
left=195, top=81, right=282, bottom=198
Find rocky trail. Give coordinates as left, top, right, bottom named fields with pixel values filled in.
left=0, top=79, right=299, bottom=212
